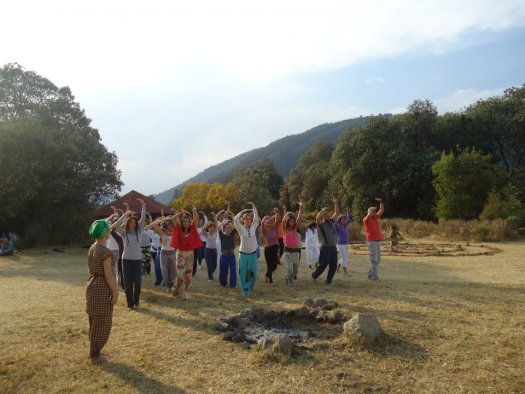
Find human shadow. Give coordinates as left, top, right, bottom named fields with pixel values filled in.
left=100, top=360, right=186, bottom=393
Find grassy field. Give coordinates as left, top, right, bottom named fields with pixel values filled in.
left=1, top=240, right=524, bottom=393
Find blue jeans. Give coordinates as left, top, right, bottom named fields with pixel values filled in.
left=366, top=241, right=381, bottom=280
left=219, top=254, right=236, bottom=288
left=123, top=259, right=142, bottom=308
left=152, top=248, right=162, bottom=285
left=205, top=248, right=218, bottom=280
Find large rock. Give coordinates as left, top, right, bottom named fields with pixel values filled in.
left=343, top=314, right=384, bottom=344
left=260, top=333, right=295, bottom=357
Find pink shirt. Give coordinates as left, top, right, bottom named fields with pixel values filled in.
left=283, top=229, right=300, bottom=248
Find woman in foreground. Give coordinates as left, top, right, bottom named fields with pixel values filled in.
left=86, top=219, right=118, bottom=362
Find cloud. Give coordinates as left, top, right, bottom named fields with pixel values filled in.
left=2, top=1, right=524, bottom=195
left=3, top=1, right=525, bottom=88
left=365, top=77, right=386, bottom=85
left=433, top=88, right=507, bottom=113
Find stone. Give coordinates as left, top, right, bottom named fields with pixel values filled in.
left=303, top=298, right=315, bottom=307
left=239, top=308, right=254, bottom=318
left=260, top=333, right=295, bottom=357
left=293, top=306, right=309, bottom=318
left=217, top=322, right=229, bottom=332
left=231, top=332, right=247, bottom=343
left=343, top=314, right=384, bottom=344
left=313, top=298, right=328, bottom=308
left=322, top=300, right=339, bottom=311
left=223, top=331, right=237, bottom=341
left=326, top=309, right=345, bottom=324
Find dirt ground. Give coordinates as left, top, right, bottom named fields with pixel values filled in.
left=1, top=240, right=524, bottom=393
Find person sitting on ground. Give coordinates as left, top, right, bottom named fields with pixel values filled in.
left=388, top=224, right=403, bottom=255
left=0, top=237, right=14, bottom=256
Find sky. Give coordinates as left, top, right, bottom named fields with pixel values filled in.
left=2, top=0, right=525, bottom=196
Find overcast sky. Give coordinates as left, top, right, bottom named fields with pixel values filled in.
left=2, top=1, right=525, bottom=196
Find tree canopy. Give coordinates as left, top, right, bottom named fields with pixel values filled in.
left=0, top=63, right=122, bottom=244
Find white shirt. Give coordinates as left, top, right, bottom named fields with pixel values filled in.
left=234, top=208, right=259, bottom=254
left=305, top=228, right=320, bottom=248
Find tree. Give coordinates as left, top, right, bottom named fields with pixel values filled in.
left=232, top=161, right=283, bottom=215
left=465, top=85, right=525, bottom=199
left=287, top=140, right=333, bottom=204
left=432, top=150, right=506, bottom=220
left=0, top=64, right=122, bottom=244
left=479, top=186, right=523, bottom=221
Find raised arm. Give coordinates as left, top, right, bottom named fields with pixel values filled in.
left=247, top=202, right=258, bottom=230
left=296, top=202, right=303, bottom=228
left=191, top=206, right=199, bottom=226
left=376, top=198, right=385, bottom=218
left=137, top=199, right=146, bottom=228
left=316, top=208, right=327, bottom=225
left=111, top=209, right=134, bottom=231
left=331, top=196, right=340, bottom=220
left=345, top=208, right=351, bottom=225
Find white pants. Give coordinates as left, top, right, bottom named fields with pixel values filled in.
left=337, top=244, right=349, bottom=268
left=305, top=245, right=319, bottom=266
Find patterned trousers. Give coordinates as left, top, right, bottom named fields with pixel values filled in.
left=174, top=250, right=194, bottom=295
left=88, top=314, right=112, bottom=357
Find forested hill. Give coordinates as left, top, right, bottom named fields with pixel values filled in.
left=154, top=116, right=374, bottom=204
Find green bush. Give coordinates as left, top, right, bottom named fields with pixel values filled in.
left=471, top=223, right=490, bottom=241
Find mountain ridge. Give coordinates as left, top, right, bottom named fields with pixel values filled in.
left=153, top=115, right=379, bottom=204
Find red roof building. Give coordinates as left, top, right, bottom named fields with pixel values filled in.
left=92, top=190, right=173, bottom=218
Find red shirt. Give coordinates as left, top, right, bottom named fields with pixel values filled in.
left=363, top=216, right=382, bottom=241
left=171, top=222, right=203, bottom=251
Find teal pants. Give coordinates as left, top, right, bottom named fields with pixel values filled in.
left=238, top=252, right=258, bottom=296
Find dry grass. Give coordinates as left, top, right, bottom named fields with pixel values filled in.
left=1, top=241, right=525, bottom=393
left=349, top=218, right=520, bottom=242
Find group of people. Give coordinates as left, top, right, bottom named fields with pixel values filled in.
left=85, top=197, right=387, bottom=362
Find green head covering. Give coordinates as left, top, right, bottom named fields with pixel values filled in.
left=89, top=219, right=110, bottom=239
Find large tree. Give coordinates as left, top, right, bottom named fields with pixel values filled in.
left=0, top=63, right=122, bottom=244
left=287, top=140, right=334, bottom=207
left=432, top=150, right=506, bottom=220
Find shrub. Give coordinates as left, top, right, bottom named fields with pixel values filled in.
left=480, top=186, right=523, bottom=221
left=471, top=223, right=490, bottom=242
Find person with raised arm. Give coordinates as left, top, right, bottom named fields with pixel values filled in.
left=233, top=202, right=260, bottom=296
left=276, top=206, right=285, bottom=261
left=363, top=198, right=385, bottom=280
left=145, top=212, right=162, bottom=285
left=145, top=214, right=176, bottom=292
left=215, top=208, right=226, bottom=269
left=281, top=202, right=303, bottom=288
left=261, top=213, right=280, bottom=284
left=106, top=206, right=124, bottom=287
left=305, top=222, right=320, bottom=269
left=311, top=196, right=340, bottom=285
left=86, top=219, right=119, bottom=362
left=336, top=207, right=352, bottom=276
left=170, top=203, right=202, bottom=300
left=193, top=210, right=208, bottom=275
left=218, top=207, right=237, bottom=289
left=113, top=199, right=146, bottom=309
left=202, top=213, right=218, bottom=281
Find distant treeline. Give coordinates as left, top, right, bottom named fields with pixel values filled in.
left=174, top=86, right=525, bottom=227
